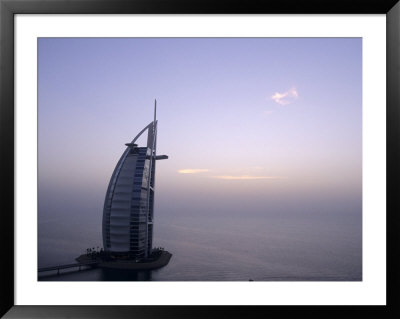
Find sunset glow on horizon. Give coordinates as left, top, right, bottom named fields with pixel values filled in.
left=178, top=169, right=210, bottom=174
left=211, top=175, right=287, bottom=180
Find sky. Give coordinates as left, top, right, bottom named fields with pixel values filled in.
left=38, top=38, right=362, bottom=229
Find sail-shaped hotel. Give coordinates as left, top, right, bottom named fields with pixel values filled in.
left=102, top=101, right=168, bottom=260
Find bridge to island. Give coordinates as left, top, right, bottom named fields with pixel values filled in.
left=38, top=261, right=99, bottom=275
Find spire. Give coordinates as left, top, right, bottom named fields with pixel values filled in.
left=154, top=99, right=157, bottom=124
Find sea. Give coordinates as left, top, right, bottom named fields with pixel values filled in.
left=38, top=207, right=362, bottom=281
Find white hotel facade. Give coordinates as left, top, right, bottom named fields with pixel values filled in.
left=102, top=102, right=167, bottom=259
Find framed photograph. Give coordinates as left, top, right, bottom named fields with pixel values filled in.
left=1, top=0, right=399, bottom=318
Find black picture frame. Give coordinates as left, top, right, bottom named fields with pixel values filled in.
left=1, top=0, right=399, bottom=318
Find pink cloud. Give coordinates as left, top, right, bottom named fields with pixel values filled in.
left=271, top=87, right=298, bottom=105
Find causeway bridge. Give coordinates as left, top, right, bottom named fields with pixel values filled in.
left=38, top=261, right=99, bottom=275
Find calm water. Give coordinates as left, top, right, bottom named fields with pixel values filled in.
left=38, top=208, right=362, bottom=281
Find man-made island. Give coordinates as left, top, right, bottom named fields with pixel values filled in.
left=76, top=248, right=172, bottom=271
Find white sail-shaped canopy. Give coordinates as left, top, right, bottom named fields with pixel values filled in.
left=102, top=102, right=167, bottom=258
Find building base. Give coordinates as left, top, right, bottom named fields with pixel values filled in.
left=76, top=251, right=172, bottom=271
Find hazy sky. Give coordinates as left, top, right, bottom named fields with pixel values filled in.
left=38, top=38, right=362, bottom=225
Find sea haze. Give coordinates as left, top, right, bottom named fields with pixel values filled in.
left=38, top=184, right=362, bottom=281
